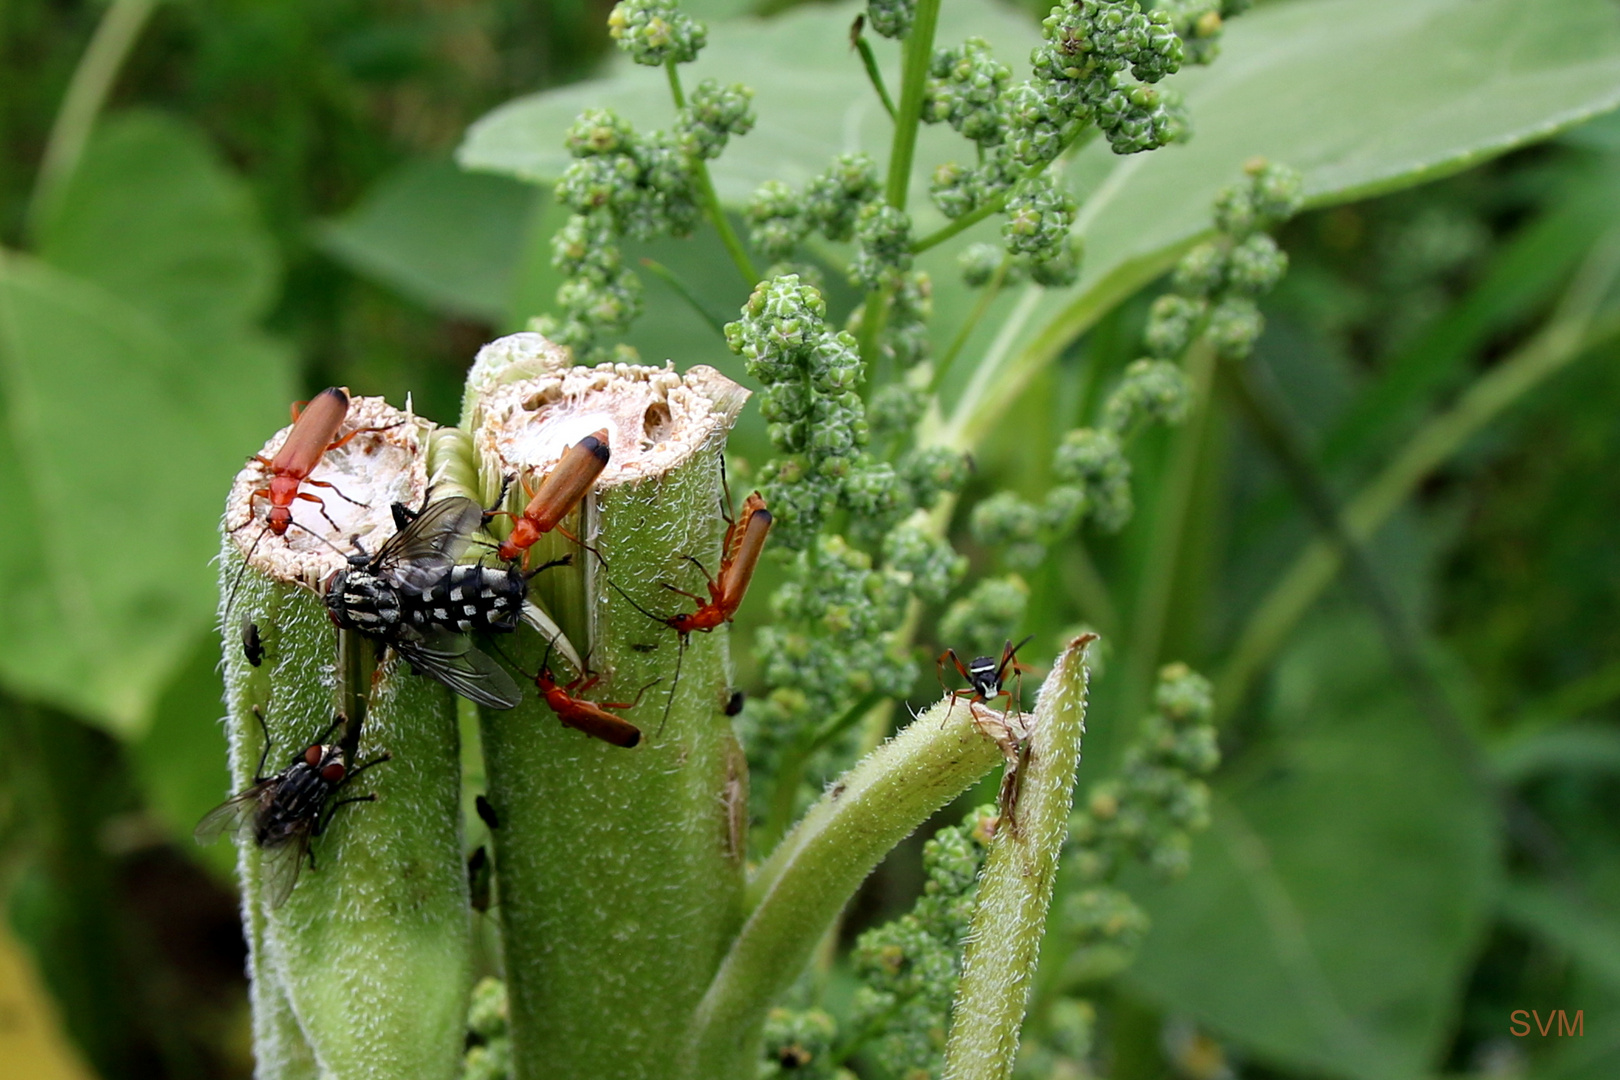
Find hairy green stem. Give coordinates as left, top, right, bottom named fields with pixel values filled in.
left=219, top=398, right=471, bottom=1080
left=27, top=0, right=157, bottom=236
left=666, top=60, right=759, bottom=288
left=685, top=694, right=1006, bottom=1077
left=943, top=635, right=1094, bottom=1079
left=757, top=690, right=884, bottom=854
left=466, top=349, right=749, bottom=1080
left=1217, top=233, right=1620, bottom=721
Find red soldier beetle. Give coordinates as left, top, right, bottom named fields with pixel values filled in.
left=533, top=661, right=652, bottom=749
left=610, top=488, right=773, bottom=734
left=489, top=428, right=611, bottom=566
left=237, top=387, right=395, bottom=537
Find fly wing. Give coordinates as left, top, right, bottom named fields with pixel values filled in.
left=393, top=628, right=522, bottom=710
left=194, top=784, right=271, bottom=845
left=373, top=496, right=484, bottom=590
left=260, top=827, right=312, bottom=909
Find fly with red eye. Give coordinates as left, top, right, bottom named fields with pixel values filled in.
left=195, top=708, right=390, bottom=908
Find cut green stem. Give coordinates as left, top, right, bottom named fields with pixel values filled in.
left=685, top=693, right=1006, bottom=1078
left=942, top=635, right=1094, bottom=1079
left=665, top=60, right=760, bottom=288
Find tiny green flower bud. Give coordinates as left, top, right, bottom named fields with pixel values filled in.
left=866, top=0, right=916, bottom=39
left=607, top=0, right=706, bottom=66
left=804, top=153, right=881, bottom=242
left=1143, top=292, right=1204, bottom=357
left=675, top=80, right=755, bottom=160
left=923, top=38, right=1011, bottom=146
left=1171, top=241, right=1225, bottom=298
left=849, top=202, right=914, bottom=290
left=1206, top=295, right=1264, bottom=359
left=746, top=180, right=809, bottom=262
left=1003, top=174, right=1076, bottom=258
left=971, top=491, right=1043, bottom=549
left=1052, top=428, right=1132, bottom=532
left=1225, top=231, right=1288, bottom=296
left=958, top=242, right=1003, bottom=287
left=1103, top=358, right=1194, bottom=433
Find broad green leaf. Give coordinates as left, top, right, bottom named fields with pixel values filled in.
left=0, top=253, right=292, bottom=735
left=933, top=0, right=1620, bottom=450
left=319, top=159, right=539, bottom=322
left=456, top=0, right=1041, bottom=204
left=35, top=111, right=279, bottom=340
left=1120, top=616, right=1496, bottom=1080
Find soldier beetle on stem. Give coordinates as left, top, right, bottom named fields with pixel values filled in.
left=489, top=428, right=611, bottom=567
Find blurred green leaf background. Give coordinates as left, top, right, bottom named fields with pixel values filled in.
left=2, top=0, right=1618, bottom=1077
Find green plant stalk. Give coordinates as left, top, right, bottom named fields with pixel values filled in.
left=943, top=635, right=1093, bottom=1080
left=1122, top=338, right=1216, bottom=716
left=27, top=0, right=157, bottom=236
left=884, top=0, right=942, bottom=211
left=855, top=32, right=899, bottom=121
left=757, top=690, right=884, bottom=854
left=666, top=60, right=759, bottom=288
left=1216, top=241, right=1620, bottom=721
left=469, top=365, right=748, bottom=1080
left=218, top=545, right=472, bottom=1080
left=684, top=694, right=1007, bottom=1077
left=911, top=126, right=1095, bottom=255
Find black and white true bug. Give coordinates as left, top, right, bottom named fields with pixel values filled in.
left=323, top=496, right=523, bottom=709
left=937, top=635, right=1034, bottom=719
left=194, top=709, right=389, bottom=908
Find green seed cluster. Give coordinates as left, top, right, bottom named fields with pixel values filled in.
left=606, top=0, right=706, bottom=66
left=1068, top=662, right=1219, bottom=882
left=849, top=202, right=915, bottom=290
left=745, top=153, right=881, bottom=263
left=1150, top=0, right=1243, bottom=66
left=866, top=0, right=915, bottom=40
left=675, top=80, right=755, bottom=160
left=759, top=1007, right=844, bottom=1078
left=1145, top=158, right=1303, bottom=362
left=726, top=276, right=871, bottom=547
left=924, top=38, right=1011, bottom=146
left=849, top=805, right=1001, bottom=1077
left=968, top=352, right=1192, bottom=567
left=462, top=977, right=512, bottom=1080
